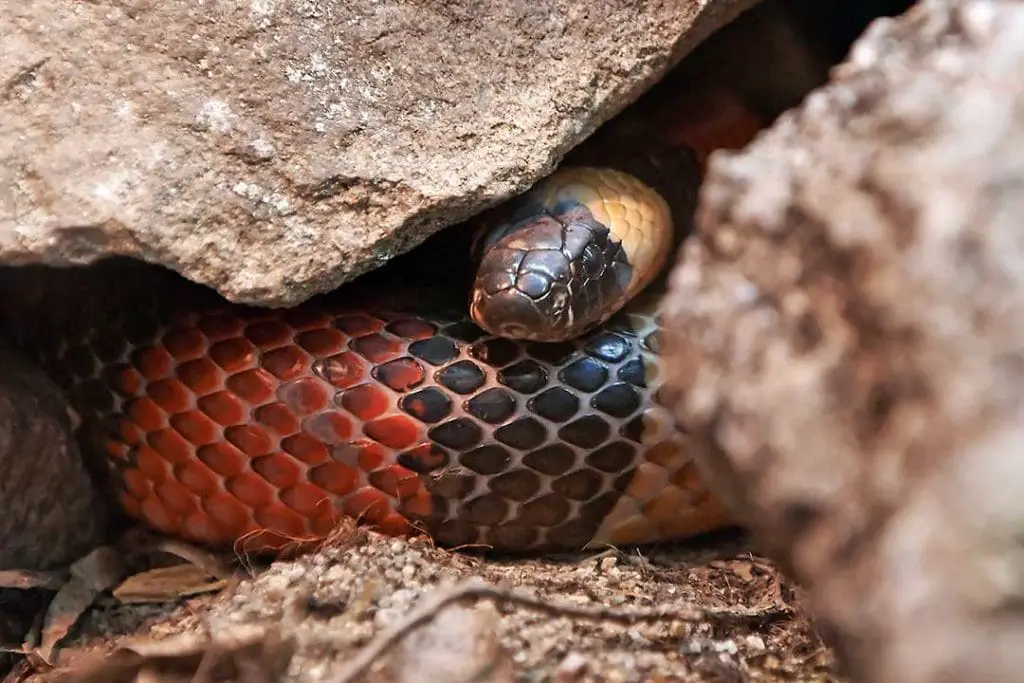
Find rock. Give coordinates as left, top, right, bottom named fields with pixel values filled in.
left=660, top=1, right=1024, bottom=682
left=0, top=0, right=758, bottom=307
left=384, top=604, right=514, bottom=683
left=0, top=342, right=112, bottom=676
left=0, top=342, right=110, bottom=571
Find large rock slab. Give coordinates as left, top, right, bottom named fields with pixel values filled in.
left=660, top=1, right=1024, bottom=682
left=0, top=0, right=756, bottom=306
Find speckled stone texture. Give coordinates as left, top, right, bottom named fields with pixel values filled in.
left=660, top=1, right=1024, bottom=682
left=0, top=0, right=758, bottom=307
left=0, top=342, right=109, bottom=570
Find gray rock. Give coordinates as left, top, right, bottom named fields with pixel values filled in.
left=0, top=0, right=757, bottom=306
left=660, top=1, right=1024, bottom=682
left=0, top=342, right=109, bottom=571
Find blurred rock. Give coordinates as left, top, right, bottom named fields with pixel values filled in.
left=0, top=342, right=111, bottom=675
left=660, top=1, right=1024, bottom=682
left=0, top=0, right=758, bottom=307
left=0, top=342, right=109, bottom=571
left=381, top=604, right=513, bottom=683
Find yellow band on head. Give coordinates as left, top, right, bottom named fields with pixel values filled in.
left=537, top=167, right=675, bottom=300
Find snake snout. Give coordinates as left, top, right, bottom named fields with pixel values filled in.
left=470, top=285, right=564, bottom=341
left=469, top=248, right=580, bottom=341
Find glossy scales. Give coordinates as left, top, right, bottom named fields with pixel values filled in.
left=20, top=288, right=730, bottom=554
left=539, top=167, right=673, bottom=298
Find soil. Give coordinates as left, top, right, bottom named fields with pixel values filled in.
left=10, top=526, right=842, bottom=682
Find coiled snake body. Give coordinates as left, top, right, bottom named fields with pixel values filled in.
left=7, top=96, right=761, bottom=555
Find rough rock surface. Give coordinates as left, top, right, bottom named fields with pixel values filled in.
left=0, top=342, right=109, bottom=571
left=1, top=0, right=757, bottom=307
left=660, top=1, right=1024, bottom=682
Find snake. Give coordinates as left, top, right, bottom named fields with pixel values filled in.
left=3, top=91, right=763, bottom=556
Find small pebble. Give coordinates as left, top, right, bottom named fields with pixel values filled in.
left=555, top=651, right=589, bottom=681
left=744, top=635, right=766, bottom=651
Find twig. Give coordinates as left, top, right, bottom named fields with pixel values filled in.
left=328, top=578, right=793, bottom=683
left=0, top=568, right=67, bottom=590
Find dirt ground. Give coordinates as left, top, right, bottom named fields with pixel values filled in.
left=7, top=524, right=842, bottom=683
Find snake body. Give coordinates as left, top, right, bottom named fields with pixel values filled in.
left=5, top=94, right=762, bottom=555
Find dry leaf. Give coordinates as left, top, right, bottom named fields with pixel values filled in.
left=729, top=562, right=756, bottom=583
left=0, top=569, right=67, bottom=591
left=62, top=626, right=294, bottom=683
left=35, top=546, right=126, bottom=665
left=113, top=565, right=227, bottom=605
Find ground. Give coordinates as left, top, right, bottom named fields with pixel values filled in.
left=10, top=525, right=842, bottom=683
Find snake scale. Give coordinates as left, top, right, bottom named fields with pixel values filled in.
left=4, top=90, right=763, bottom=556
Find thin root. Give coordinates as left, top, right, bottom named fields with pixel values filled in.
left=328, top=577, right=794, bottom=683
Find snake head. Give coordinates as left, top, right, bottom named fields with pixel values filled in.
left=469, top=179, right=646, bottom=342
left=468, top=167, right=673, bottom=343
left=469, top=219, right=579, bottom=341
